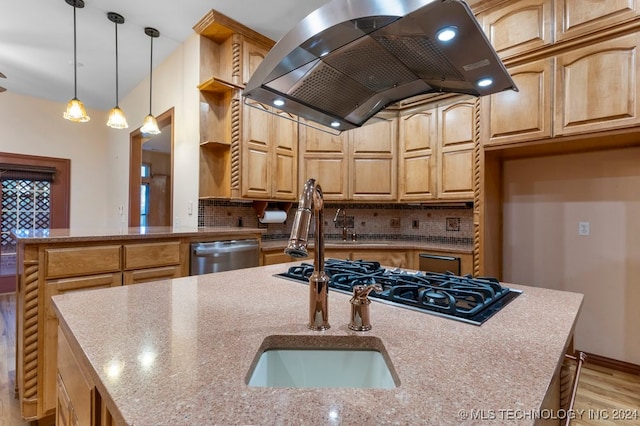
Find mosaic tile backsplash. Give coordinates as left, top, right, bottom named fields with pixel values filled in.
left=199, top=200, right=473, bottom=247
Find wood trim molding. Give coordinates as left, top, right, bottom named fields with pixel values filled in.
left=129, top=108, right=174, bottom=227
left=577, top=351, right=640, bottom=376
left=0, top=152, right=70, bottom=228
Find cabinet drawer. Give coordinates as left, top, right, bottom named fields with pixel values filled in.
left=123, top=265, right=183, bottom=285
left=45, top=246, right=121, bottom=279
left=123, top=241, right=181, bottom=270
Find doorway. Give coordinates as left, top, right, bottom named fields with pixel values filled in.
left=129, top=108, right=174, bottom=227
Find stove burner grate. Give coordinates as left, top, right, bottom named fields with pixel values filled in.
left=277, top=258, right=521, bottom=325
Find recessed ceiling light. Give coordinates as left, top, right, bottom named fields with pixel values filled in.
left=273, top=99, right=285, bottom=107
left=477, top=78, right=493, bottom=87
left=330, top=121, right=340, bottom=128
left=436, top=26, right=457, bottom=42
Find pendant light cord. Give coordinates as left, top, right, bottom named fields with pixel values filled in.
left=73, top=4, right=77, bottom=98
left=115, top=19, right=119, bottom=106
left=148, top=36, right=153, bottom=114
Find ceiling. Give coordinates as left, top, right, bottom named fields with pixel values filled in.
left=0, top=0, right=331, bottom=111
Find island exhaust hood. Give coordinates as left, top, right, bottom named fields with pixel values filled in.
left=243, top=0, right=517, bottom=131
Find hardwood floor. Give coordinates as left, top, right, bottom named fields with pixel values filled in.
left=0, top=293, right=27, bottom=425
left=0, top=293, right=637, bottom=426
left=572, top=363, right=640, bottom=426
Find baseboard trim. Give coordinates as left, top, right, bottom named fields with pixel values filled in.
left=577, top=350, right=640, bottom=375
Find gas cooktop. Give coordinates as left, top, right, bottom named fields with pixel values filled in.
left=276, top=258, right=521, bottom=325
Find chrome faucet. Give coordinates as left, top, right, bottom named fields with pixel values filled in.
left=285, top=178, right=330, bottom=331
left=333, top=208, right=348, bottom=241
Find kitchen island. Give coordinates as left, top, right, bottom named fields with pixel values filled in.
left=12, top=226, right=264, bottom=422
left=52, top=262, right=583, bottom=425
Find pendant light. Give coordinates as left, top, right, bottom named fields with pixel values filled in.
left=106, top=12, right=128, bottom=129
left=63, top=0, right=90, bottom=122
left=140, top=27, right=161, bottom=136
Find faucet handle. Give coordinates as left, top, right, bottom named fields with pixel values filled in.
left=349, top=284, right=382, bottom=331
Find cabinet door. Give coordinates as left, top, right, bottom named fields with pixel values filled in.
left=481, top=0, right=553, bottom=58
left=398, top=108, right=437, bottom=201
left=242, top=40, right=269, bottom=86
left=555, top=32, right=640, bottom=136
left=437, top=101, right=475, bottom=200
left=485, top=58, right=554, bottom=145
left=299, top=121, right=348, bottom=200
left=272, top=110, right=298, bottom=200
left=58, top=329, right=93, bottom=426
left=555, top=0, right=640, bottom=42
left=242, top=102, right=271, bottom=198
left=349, top=118, right=397, bottom=200
left=44, top=273, right=121, bottom=415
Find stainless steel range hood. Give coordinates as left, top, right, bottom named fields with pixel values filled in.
left=243, top=0, right=517, bottom=131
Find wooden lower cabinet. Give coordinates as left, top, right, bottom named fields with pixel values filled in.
left=57, top=327, right=116, bottom=426
left=262, top=249, right=313, bottom=265
left=351, top=250, right=410, bottom=268
left=326, top=248, right=412, bottom=269
left=413, top=250, right=473, bottom=276
left=43, top=273, right=122, bottom=419
left=16, top=238, right=190, bottom=421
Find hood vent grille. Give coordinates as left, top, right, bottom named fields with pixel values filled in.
left=244, top=0, right=517, bottom=131
left=375, top=36, right=465, bottom=82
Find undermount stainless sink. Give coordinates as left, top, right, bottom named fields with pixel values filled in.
left=246, top=335, right=399, bottom=389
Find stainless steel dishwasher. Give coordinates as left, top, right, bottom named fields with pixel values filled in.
left=190, top=239, right=260, bottom=275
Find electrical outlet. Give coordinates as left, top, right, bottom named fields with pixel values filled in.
left=578, top=221, right=590, bottom=236
left=390, top=218, right=400, bottom=228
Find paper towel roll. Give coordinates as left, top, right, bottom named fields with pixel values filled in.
left=259, top=210, right=287, bottom=224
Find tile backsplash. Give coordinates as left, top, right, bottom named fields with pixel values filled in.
left=199, top=200, right=473, bottom=247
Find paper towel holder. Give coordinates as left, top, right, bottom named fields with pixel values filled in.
left=253, top=201, right=292, bottom=221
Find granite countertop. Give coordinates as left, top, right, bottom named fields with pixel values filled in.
left=11, top=226, right=265, bottom=244
left=52, top=263, right=582, bottom=425
left=261, top=239, right=473, bottom=254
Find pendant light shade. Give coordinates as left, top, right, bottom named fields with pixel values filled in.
left=141, top=27, right=161, bottom=136
left=107, top=12, right=128, bottom=129
left=63, top=0, right=90, bottom=123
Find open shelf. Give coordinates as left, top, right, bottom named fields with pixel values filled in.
left=198, top=76, right=243, bottom=93
left=200, top=140, right=231, bottom=149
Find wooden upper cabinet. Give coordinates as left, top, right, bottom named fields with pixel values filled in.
left=437, top=100, right=475, bottom=200
left=349, top=117, right=397, bottom=201
left=555, top=32, right=640, bottom=136
left=398, top=98, right=475, bottom=202
left=242, top=103, right=298, bottom=200
left=299, top=115, right=396, bottom=201
left=242, top=102, right=270, bottom=198
left=299, top=122, right=349, bottom=200
left=481, top=0, right=553, bottom=58
left=555, top=0, right=640, bottom=42
left=194, top=11, right=276, bottom=200
left=398, top=108, right=437, bottom=201
left=243, top=40, right=269, bottom=85
left=272, top=110, right=299, bottom=199
left=484, top=58, right=554, bottom=145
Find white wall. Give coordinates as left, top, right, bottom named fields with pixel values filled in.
left=502, top=147, right=640, bottom=365
left=0, top=91, right=110, bottom=228
left=0, top=33, right=201, bottom=230
left=107, top=33, right=201, bottom=228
